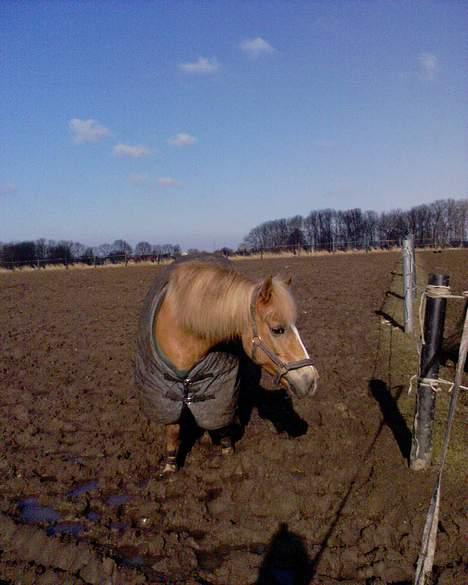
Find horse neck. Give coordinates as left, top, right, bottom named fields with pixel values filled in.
left=169, top=272, right=255, bottom=346
left=154, top=296, right=213, bottom=372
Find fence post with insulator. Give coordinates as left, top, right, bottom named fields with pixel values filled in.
left=403, top=237, right=414, bottom=334
left=410, top=273, right=449, bottom=470
left=410, top=233, right=417, bottom=297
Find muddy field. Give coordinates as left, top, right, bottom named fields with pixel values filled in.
left=0, top=250, right=466, bottom=585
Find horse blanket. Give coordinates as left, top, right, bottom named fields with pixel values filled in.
left=134, top=256, right=241, bottom=430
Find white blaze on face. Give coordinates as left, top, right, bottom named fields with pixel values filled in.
left=290, top=324, right=319, bottom=395
left=291, top=325, right=310, bottom=359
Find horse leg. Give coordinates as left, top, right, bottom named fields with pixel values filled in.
left=211, top=424, right=235, bottom=455
left=160, top=422, right=180, bottom=476
left=220, top=433, right=234, bottom=456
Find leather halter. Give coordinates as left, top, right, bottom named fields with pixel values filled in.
left=249, top=285, right=316, bottom=385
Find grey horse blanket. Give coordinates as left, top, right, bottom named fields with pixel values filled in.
left=134, top=256, right=240, bottom=430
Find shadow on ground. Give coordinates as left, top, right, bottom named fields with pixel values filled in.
left=375, top=309, right=405, bottom=332
left=176, top=357, right=308, bottom=469
left=256, top=523, right=312, bottom=585
left=369, top=379, right=412, bottom=462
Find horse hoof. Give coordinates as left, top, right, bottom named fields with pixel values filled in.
left=199, top=432, right=212, bottom=447
left=158, top=461, right=177, bottom=480
left=220, top=435, right=234, bottom=456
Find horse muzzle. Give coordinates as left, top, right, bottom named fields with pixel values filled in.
left=251, top=335, right=319, bottom=399
left=283, top=365, right=319, bottom=398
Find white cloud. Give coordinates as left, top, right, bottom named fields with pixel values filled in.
left=418, top=52, right=439, bottom=80
left=240, top=37, right=275, bottom=58
left=0, top=182, right=17, bottom=196
left=157, top=177, right=182, bottom=188
left=168, top=133, right=197, bottom=147
left=69, top=118, right=110, bottom=144
left=178, top=57, right=220, bottom=74
left=113, top=143, right=151, bottom=158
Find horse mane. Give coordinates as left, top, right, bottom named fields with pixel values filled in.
left=166, top=260, right=296, bottom=343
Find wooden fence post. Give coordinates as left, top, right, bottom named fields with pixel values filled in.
left=409, top=233, right=417, bottom=297
left=403, top=237, right=414, bottom=334
left=410, top=273, right=449, bottom=470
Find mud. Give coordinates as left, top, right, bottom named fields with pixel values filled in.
left=0, top=250, right=466, bottom=584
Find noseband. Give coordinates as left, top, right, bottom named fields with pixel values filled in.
left=249, top=286, right=316, bottom=385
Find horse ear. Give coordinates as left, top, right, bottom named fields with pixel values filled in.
left=258, top=276, right=273, bottom=304
left=284, top=276, right=292, bottom=287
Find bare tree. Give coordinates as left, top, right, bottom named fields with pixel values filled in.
left=96, top=243, right=112, bottom=258
left=111, top=239, right=133, bottom=255
left=135, top=241, right=152, bottom=257
left=71, top=242, right=86, bottom=259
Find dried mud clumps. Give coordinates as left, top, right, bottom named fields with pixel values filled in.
left=0, top=249, right=467, bottom=584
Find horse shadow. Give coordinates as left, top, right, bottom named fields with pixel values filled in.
left=176, top=355, right=308, bottom=469
left=237, top=357, right=309, bottom=439
left=256, top=523, right=313, bottom=585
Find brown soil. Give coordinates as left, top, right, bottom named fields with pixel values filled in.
left=0, top=250, right=466, bottom=585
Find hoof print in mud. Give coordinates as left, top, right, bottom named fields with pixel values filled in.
left=158, top=459, right=178, bottom=480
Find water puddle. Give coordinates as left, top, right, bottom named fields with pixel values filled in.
left=18, top=498, right=60, bottom=524
left=47, top=522, right=84, bottom=537
left=67, top=480, right=99, bottom=498
left=106, top=494, right=130, bottom=507
left=18, top=498, right=87, bottom=536
left=110, top=521, right=129, bottom=534
left=86, top=510, right=100, bottom=522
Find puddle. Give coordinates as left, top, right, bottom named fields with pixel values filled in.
left=47, top=522, right=84, bottom=537
left=67, top=480, right=99, bottom=498
left=86, top=510, right=100, bottom=522
left=110, top=521, right=129, bottom=534
left=18, top=498, right=86, bottom=537
left=106, top=494, right=130, bottom=507
left=18, top=498, right=60, bottom=524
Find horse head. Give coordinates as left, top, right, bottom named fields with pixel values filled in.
left=241, top=276, right=319, bottom=399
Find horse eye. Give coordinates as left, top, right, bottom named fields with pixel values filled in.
left=270, top=326, right=285, bottom=336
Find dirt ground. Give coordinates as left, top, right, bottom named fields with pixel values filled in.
left=0, top=249, right=466, bottom=585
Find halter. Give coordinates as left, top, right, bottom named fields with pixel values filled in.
left=249, top=285, right=316, bottom=385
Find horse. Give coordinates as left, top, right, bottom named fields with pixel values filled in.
left=135, top=255, right=319, bottom=476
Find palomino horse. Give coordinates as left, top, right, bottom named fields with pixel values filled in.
left=135, top=255, right=318, bottom=476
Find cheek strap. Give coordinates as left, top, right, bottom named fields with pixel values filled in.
left=250, top=286, right=316, bottom=385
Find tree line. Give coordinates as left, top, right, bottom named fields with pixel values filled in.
left=0, top=239, right=181, bottom=269
left=1, top=198, right=466, bottom=269
left=241, top=198, right=468, bottom=253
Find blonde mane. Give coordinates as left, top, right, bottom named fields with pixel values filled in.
left=166, top=261, right=296, bottom=343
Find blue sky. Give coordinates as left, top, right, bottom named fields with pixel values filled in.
left=1, top=1, right=467, bottom=251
